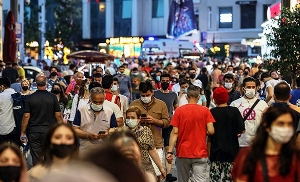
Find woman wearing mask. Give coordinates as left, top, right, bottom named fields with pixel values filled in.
left=232, top=105, right=300, bottom=181
left=68, top=79, right=90, bottom=124
left=28, top=123, right=79, bottom=181
left=124, top=106, right=166, bottom=179
left=21, top=80, right=33, bottom=95
left=0, top=142, right=28, bottom=182
left=51, top=83, right=68, bottom=114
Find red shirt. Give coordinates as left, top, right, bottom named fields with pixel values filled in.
left=171, top=104, right=215, bottom=158
left=232, top=147, right=300, bottom=182
left=142, top=66, right=151, bottom=73
left=105, top=91, right=121, bottom=108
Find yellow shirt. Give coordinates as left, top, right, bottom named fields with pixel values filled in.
left=18, top=67, right=25, bottom=79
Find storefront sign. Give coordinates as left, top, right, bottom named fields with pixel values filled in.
left=106, top=37, right=144, bottom=45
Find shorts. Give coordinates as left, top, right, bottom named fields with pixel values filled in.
left=150, top=148, right=163, bottom=176
left=162, top=125, right=173, bottom=147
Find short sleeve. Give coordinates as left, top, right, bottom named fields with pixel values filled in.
left=73, top=110, right=81, bottom=127
left=110, top=113, right=118, bottom=128
left=170, top=108, right=180, bottom=127
left=145, top=127, right=155, bottom=150
left=173, top=92, right=178, bottom=106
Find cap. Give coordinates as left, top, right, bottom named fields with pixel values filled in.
left=213, top=87, right=229, bottom=105
left=193, top=80, right=202, bottom=88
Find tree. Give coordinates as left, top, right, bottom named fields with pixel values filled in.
left=264, top=6, right=300, bottom=86
left=24, top=2, right=40, bottom=52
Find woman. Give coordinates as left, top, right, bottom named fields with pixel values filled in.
left=0, top=142, right=28, bottom=182
left=68, top=79, right=90, bottom=123
left=21, top=80, right=33, bottom=95
left=51, top=83, right=68, bottom=114
left=232, top=105, right=300, bottom=182
left=122, top=106, right=166, bottom=179
left=142, top=70, right=151, bottom=81
left=28, top=123, right=79, bottom=181
left=197, top=88, right=207, bottom=106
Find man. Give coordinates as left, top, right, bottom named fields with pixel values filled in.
left=20, top=73, right=63, bottom=165
left=65, top=71, right=85, bottom=95
left=95, top=66, right=104, bottom=76
left=211, top=64, right=222, bottom=88
left=0, top=77, right=19, bottom=145
left=2, top=62, right=19, bottom=84
left=154, top=73, right=178, bottom=182
left=48, top=66, right=68, bottom=89
left=92, top=73, right=102, bottom=86
left=187, top=68, right=202, bottom=88
left=130, top=67, right=144, bottom=100
left=166, top=85, right=215, bottom=182
left=223, top=73, right=241, bottom=105
left=230, top=77, right=268, bottom=147
left=12, top=63, right=25, bottom=80
left=261, top=72, right=281, bottom=105
left=67, top=64, right=77, bottom=75
left=114, top=65, right=132, bottom=100
left=102, top=75, right=121, bottom=108
left=290, top=76, right=300, bottom=106
left=130, top=81, right=170, bottom=181
left=112, top=78, right=129, bottom=118
left=73, top=87, right=118, bottom=157
left=178, top=78, right=189, bottom=106
left=197, top=67, right=212, bottom=107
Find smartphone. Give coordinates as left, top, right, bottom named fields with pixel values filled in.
left=98, top=131, right=106, bottom=134
left=141, top=114, right=147, bottom=118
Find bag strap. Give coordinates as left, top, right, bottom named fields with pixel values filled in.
left=243, top=99, right=260, bottom=122
left=260, top=156, right=269, bottom=182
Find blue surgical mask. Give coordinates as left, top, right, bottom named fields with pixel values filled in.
left=156, top=76, right=161, bottom=82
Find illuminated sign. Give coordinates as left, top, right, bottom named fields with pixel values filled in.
left=106, top=37, right=144, bottom=45
left=220, top=14, right=232, bottom=23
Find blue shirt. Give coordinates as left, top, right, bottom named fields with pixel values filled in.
left=114, top=74, right=132, bottom=96
left=290, top=88, right=300, bottom=106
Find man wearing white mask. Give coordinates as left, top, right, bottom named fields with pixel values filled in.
left=129, top=80, right=170, bottom=181
left=230, top=77, right=268, bottom=148
left=223, top=74, right=241, bottom=105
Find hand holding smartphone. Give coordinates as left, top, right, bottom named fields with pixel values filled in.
left=141, top=114, right=147, bottom=118
left=98, top=131, right=106, bottom=135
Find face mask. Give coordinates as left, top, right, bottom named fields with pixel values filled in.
left=269, top=126, right=294, bottom=144
left=227, top=71, right=233, bottom=74
left=133, top=72, right=138, bottom=76
left=244, top=88, right=256, bottom=98
left=125, top=119, right=139, bottom=129
left=0, top=166, right=21, bottom=182
left=224, top=82, right=233, bottom=89
left=50, top=72, right=58, bottom=77
left=50, top=144, right=75, bottom=158
left=51, top=89, right=61, bottom=95
left=111, top=85, right=119, bottom=92
left=161, top=82, right=169, bottom=90
left=141, top=96, right=152, bottom=104
left=22, top=86, right=29, bottom=91
left=190, top=74, right=196, bottom=79
left=156, top=76, right=161, bottom=82
left=85, top=84, right=89, bottom=91
left=91, top=103, right=103, bottom=111
left=183, top=88, right=188, bottom=93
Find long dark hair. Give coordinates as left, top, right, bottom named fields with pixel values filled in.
left=243, top=105, right=297, bottom=180
left=51, top=83, right=68, bottom=105
left=40, top=123, right=79, bottom=167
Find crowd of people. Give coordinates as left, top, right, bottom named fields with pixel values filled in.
left=1, top=56, right=300, bottom=182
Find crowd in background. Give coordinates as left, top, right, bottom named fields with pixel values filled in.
left=1, top=55, right=300, bottom=182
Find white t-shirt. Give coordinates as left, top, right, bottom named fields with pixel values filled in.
left=103, top=100, right=123, bottom=119
left=265, top=79, right=282, bottom=105
left=230, top=97, right=268, bottom=147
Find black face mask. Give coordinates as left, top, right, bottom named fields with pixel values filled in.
left=22, top=86, right=29, bottom=91
left=0, top=166, right=21, bottom=182
left=50, top=144, right=76, bottom=158
left=50, top=72, right=58, bottom=77
left=161, top=82, right=169, bottom=90
left=51, top=89, right=61, bottom=95
left=190, top=74, right=196, bottom=79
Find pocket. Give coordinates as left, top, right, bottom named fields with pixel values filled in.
left=152, top=110, right=162, bottom=119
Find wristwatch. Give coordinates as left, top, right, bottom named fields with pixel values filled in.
left=167, top=152, right=173, bottom=155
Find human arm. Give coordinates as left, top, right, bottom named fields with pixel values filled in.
left=73, top=126, right=102, bottom=140
left=55, top=111, right=63, bottom=123
left=68, top=94, right=79, bottom=122
left=149, top=148, right=166, bottom=179
left=206, top=122, right=215, bottom=135
left=166, top=126, right=178, bottom=164
left=141, top=103, right=170, bottom=128
left=265, top=86, right=273, bottom=104
left=20, top=113, right=30, bottom=142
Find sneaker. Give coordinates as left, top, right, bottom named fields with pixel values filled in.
left=165, top=173, right=177, bottom=182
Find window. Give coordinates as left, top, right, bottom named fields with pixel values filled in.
left=195, top=8, right=199, bottom=30
left=219, top=7, right=232, bottom=28
left=241, top=5, right=256, bottom=29
left=263, top=4, right=270, bottom=22
left=152, top=0, right=164, bottom=18
left=122, top=0, right=132, bottom=18
left=208, top=7, right=212, bottom=30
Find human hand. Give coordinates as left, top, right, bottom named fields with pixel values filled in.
left=159, top=167, right=166, bottom=180
left=141, top=115, right=155, bottom=124
left=166, top=154, right=173, bottom=164
left=20, top=133, right=27, bottom=144
left=98, top=131, right=109, bottom=139
left=87, top=133, right=101, bottom=140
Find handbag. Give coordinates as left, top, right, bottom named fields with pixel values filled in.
left=243, top=99, right=260, bottom=122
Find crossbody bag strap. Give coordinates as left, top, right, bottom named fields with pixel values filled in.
left=243, top=99, right=260, bottom=122
left=260, top=155, right=269, bottom=182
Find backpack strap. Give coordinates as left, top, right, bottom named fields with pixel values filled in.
left=243, top=99, right=260, bottom=122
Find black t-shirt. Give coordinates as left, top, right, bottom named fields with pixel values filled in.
left=24, top=90, right=61, bottom=133
left=2, top=67, right=19, bottom=83
left=154, top=90, right=178, bottom=119
left=209, top=106, right=245, bottom=162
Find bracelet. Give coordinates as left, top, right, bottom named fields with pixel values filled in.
left=167, top=152, right=173, bottom=155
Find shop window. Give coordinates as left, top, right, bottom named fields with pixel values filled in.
left=219, top=7, right=232, bottom=29
left=152, top=0, right=164, bottom=18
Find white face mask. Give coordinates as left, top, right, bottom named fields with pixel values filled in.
left=142, top=73, right=146, bottom=77
left=269, top=126, right=294, bottom=144
left=244, top=88, right=256, bottom=98
left=125, top=119, right=139, bottom=129
left=111, top=85, right=119, bottom=92
left=90, top=103, right=103, bottom=111
left=224, top=82, right=233, bottom=89
left=141, top=96, right=152, bottom=104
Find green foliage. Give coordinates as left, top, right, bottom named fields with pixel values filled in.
left=264, top=7, right=300, bottom=80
